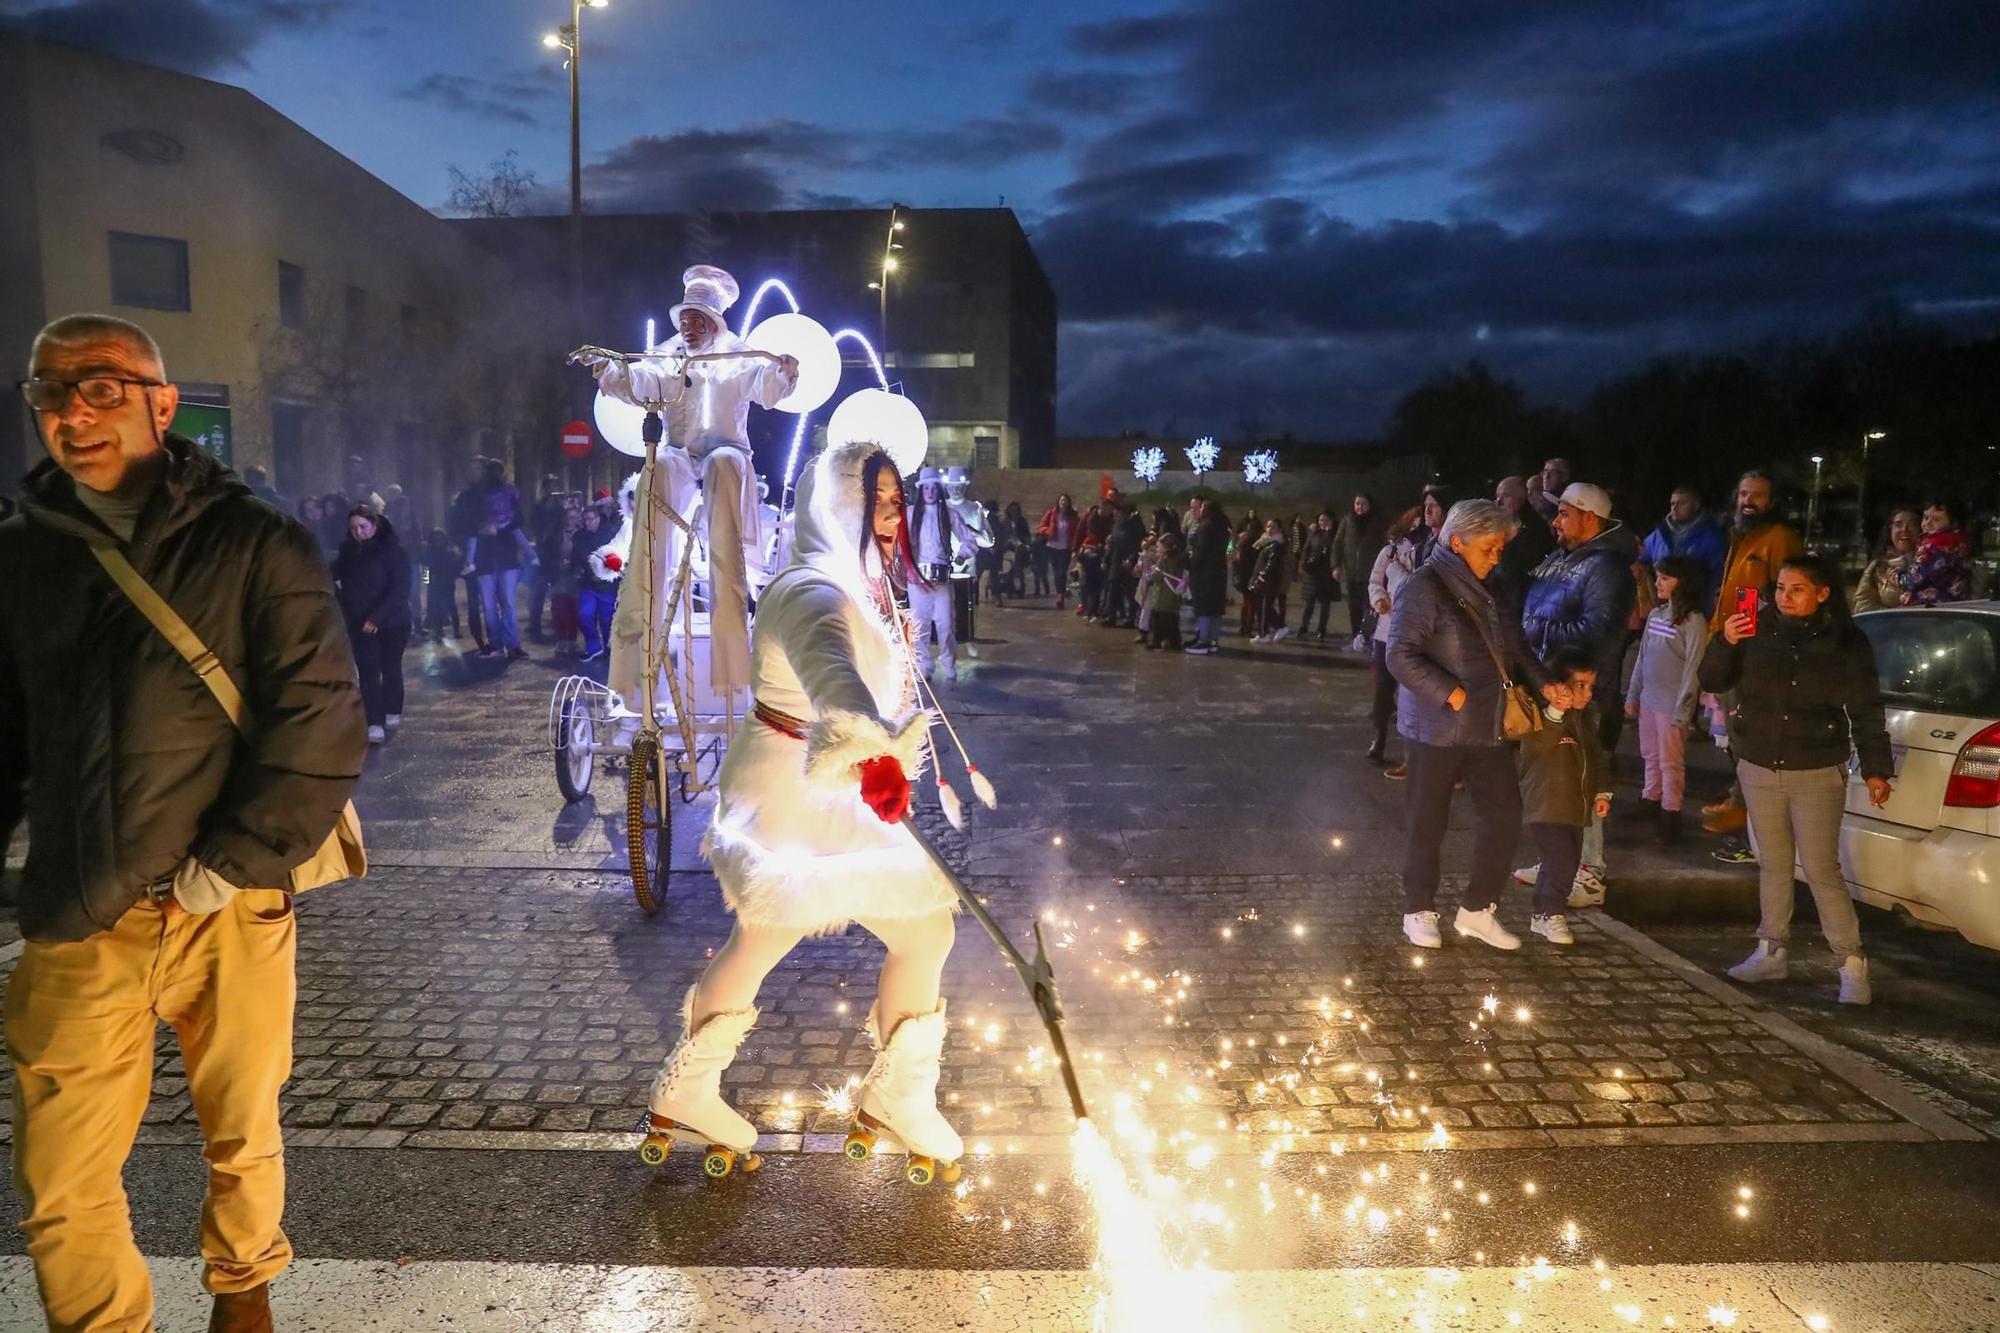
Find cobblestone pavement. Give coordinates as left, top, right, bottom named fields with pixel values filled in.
left=0, top=606, right=1964, bottom=1155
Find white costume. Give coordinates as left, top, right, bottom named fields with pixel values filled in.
left=701, top=441, right=958, bottom=937
left=905, top=467, right=974, bottom=682
left=594, top=266, right=796, bottom=699
left=944, top=466, right=993, bottom=645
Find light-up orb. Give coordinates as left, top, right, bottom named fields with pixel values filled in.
left=594, top=388, right=653, bottom=459
left=828, top=388, right=928, bottom=475
left=746, top=313, right=840, bottom=414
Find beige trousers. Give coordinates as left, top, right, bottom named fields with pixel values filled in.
left=6, top=890, right=297, bottom=1332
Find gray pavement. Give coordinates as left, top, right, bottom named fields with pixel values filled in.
left=6, top=598, right=2000, bottom=1329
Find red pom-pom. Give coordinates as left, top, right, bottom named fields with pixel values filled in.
left=857, top=755, right=910, bottom=824
left=604, top=554, right=622, bottom=572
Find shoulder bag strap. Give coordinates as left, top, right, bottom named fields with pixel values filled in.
left=90, top=545, right=249, bottom=731
left=1449, top=593, right=1518, bottom=689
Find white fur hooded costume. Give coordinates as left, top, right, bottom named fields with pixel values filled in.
left=700, top=439, right=958, bottom=936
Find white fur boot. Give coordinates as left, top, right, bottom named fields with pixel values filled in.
left=851, top=1002, right=963, bottom=1176
left=645, top=987, right=759, bottom=1156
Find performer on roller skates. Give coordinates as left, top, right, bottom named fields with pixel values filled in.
left=582, top=265, right=797, bottom=706
left=642, top=438, right=965, bottom=1183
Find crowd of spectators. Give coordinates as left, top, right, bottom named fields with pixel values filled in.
left=1016, top=455, right=1979, bottom=1007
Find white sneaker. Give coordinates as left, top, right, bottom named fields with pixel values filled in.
left=1511, top=863, right=1540, bottom=886
left=1454, top=905, right=1521, bottom=951
left=1270, top=627, right=1290, bottom=642
left=1531, top=913, right=1575, bottom=945
left=1727, top=940, right=1789, bottom=983
left=1403, top=911, right=1442, bottom=949
left=366, top=724, right=386, bottom=744
left=1838, top=955, right=1872, bottom=1006
left=1567, top=866, right=1607, bottom=908
left=385, top=713, right=401, bottom=728
left=1351, top=633, right=1368, bottom=652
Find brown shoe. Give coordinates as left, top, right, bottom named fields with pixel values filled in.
left=210, top=1284, right=273, bottom=1333
left=1702, top=803, right=1747, bottom=835
left=1700, top=796, right=1737, bottom=818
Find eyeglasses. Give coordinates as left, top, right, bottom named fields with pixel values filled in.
left=17, top=376, right=165, bottom=412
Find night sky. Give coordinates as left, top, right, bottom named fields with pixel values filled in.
left=8, top=0, right=1999, bottom=439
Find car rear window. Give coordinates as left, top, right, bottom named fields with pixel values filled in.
left=1856, top=611, right=2000, bottom=717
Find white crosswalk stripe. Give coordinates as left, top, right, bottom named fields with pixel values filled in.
left=4, top=1257, right=1997, bottom=1331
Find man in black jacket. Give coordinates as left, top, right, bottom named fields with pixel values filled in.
left=1, top=314, right=366, bottom=1331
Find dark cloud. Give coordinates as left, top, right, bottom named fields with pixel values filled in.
left=398, top=70, right=554, bottom=128
left=1025, top=68, right=1144, bottom=117
left=1034, top=0, right=2000, bottom=432
left=571, top=116, right=1062, bottom=213
left=1068, top=13, right=1192, bottom=58
left=0, top=0, right=344, bottom=74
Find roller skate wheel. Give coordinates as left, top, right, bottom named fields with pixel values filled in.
left=907, top=1156, right=935, bottom=1186
left=939, top=1160, right=963, bottom=1184
left=843, top=1129, right=876, bottom=1161
left=638, top=1135, right=670, bottom=1167
left=703, top=1147, right=736, bottom=1178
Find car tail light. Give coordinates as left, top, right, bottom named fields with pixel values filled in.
left=1944, top=721, right=2000, bottom=808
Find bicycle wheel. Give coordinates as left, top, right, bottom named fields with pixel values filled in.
left=555, top=694, right=595, bottom=803
left=625, top=734, right=669, bottom=915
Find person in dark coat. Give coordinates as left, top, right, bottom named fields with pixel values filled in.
left=1700, top=552, right=1895, bottom=1006
left=1, top=313, right=365, bottom=1331
left=1493, top=475, right=1555, bottom=610
left=1333, top=493, right=1387, bottom=637
left=333, top=503, right=413, bottom=742
left=1185, top=499, right=1231, bottom=654
left=447, top=456, right=489, bottom=649
left=1514, top=645, right=1612, bottom=947
left=1103, top=508, right=1147, bottom=627
left=1387, top=499, right=1559, bottom=952
left=1297, top=509, right=1341, bottom=639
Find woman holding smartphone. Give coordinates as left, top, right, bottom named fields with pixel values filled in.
left=1699, top=553, right=1893, bottom=1005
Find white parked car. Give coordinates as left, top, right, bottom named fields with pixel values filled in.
left=1842, top=604, right=2000, bottom=949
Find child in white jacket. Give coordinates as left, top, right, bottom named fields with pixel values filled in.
left=1624, top=555, right=1708, bottom=843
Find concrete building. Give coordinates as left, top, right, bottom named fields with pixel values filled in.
left=0, top=35, right=512, bottom=519
left=454, top=206, right=1058, bottom=478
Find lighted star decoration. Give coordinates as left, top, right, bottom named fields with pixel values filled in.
left=1243, top=449, right=1279, bottom=486
left=1132, top=445, right=1166, bottom=484
left=1185, top=436, right=1219, bottom=476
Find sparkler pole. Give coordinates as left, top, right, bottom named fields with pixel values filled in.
left=900, top=817, right=1091, bottom=1122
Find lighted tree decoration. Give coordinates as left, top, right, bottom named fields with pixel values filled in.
left=1243, top=448, right=1279, bottom=487
left=1185, top=436, right=1220, bottom=478
left=1131, top=444, right=1166, bottom=485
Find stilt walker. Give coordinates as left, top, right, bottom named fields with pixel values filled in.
left=905, top=467, right=967, bottom=682
left=585, top=266, right=798, bottom=712
left=639, top=440, right=966, bottom=1184
left=945, top=466, right=991, bottom=648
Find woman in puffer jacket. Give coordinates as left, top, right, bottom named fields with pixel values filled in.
left=1700, top=552, right=1894, bottom=1006
left=1387, top=499, right=1559, bottom=953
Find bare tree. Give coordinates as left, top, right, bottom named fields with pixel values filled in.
left=445, top=150, right=539, bottom=218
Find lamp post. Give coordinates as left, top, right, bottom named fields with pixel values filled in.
left=1854, top=429, right=1885, bottom=554
left=1808, top=454, right=1824, bottom=545
left=869, top=204, right=905, bottom=367
left=543, top=0, right=607, bottom=303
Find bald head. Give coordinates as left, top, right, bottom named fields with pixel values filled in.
left=1495, top=476, right=1527, bottom=514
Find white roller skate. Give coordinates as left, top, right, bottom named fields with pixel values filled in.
left=639, top=987, right=761, bottom=1178
left=844, top=1002, right=965, bottom=1186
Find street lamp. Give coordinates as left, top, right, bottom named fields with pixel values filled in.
left=1808, top=454, right=1824, bottom=545
left=1854, top=429, right=1885, bottom=553
left=878, top=203, right=905, bottom=366
left=541, top=0, right=609, bottom=303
